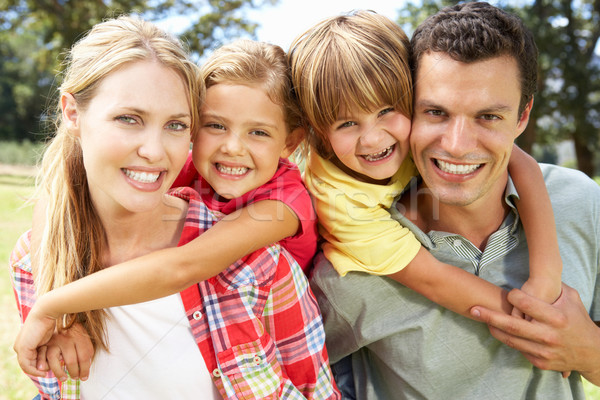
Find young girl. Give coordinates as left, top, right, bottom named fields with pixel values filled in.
left=13, top=35, right=339, bottom=399
left=287, top=10, right=562, bottom=320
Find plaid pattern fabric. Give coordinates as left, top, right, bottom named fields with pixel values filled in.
left=10, top=188, right=338, bottom=399
left=174, top=186, right=339, bottom=399
left=10, top=231, right=80, bottom=400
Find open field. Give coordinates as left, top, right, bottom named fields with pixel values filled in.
left=0, top=167, right=598, bottom=399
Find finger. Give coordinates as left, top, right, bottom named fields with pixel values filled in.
left=46, top=346, right=68, bottom=382
left=506, top=288, right=564, bottom=325
left=36, top=346, right=49, bottom=371
left=562, top=371, right=571, bottom=378
left=15, top=344, right=47, bottom=377
left=511, top=306, right=524, bottom=319
left=58, top=344, right=80, bottom=380
left=75, top=343, right=93, bottom=381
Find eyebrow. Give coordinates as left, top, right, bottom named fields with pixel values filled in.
left=201, top=112, right=279, bottom=129
left=415, top=100, right=513, bottom=114
left=121, top=107, right=191, bottom=120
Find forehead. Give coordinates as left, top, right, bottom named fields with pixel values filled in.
left=415, top=52, right=521, bottom=111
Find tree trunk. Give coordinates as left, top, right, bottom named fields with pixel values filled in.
left=573, top=135, right=595, bottom=177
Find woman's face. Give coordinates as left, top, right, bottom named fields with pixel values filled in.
left=63, top=60, right=192, bottom=216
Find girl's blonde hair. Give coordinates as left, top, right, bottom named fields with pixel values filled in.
left=201, top=39, right=303, bottom=140
left=288, top=10, right=412, bottom=158
left=35, top=15, right=202, bottom=351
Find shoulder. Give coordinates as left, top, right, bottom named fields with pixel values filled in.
left=541, top=164, right=600, bottom=206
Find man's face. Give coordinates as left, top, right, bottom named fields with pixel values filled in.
left=411, top=52, right=531, bottom=208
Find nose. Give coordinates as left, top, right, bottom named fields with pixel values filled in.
left=220, top=131, right=246, bottom=156
left=441, top=117, right=477, bottom=157
left=137, top=128, right=166, bottom=162
left=359, top=123, right=386, bottom=148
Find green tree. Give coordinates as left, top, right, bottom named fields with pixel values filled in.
left=0, top=0, right=277, bottom=142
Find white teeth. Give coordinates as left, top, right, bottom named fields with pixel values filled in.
left=217, top=163, right=249, bottom=176
left=363, top=145, right=394, bottom=162
left=123, top=169, right=160, bottom=183
left=436, top=159, right=480, bottom=174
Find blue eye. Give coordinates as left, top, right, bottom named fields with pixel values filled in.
left=379, top=107, right=394, bottom=116
left=338, top=121, right=356, bottom=129
left=116, top=115, right=137, bottom=124
left=167, top=121, right=189, bottom=131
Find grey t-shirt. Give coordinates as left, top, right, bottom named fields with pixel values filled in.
left=311, top=164, right=600, bottom=400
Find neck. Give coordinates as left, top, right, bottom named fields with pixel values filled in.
left=97, top=194, right=188, bottom=266
left=400, top=183, right=510, bottom=251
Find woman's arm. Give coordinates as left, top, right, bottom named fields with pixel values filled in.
left=508, top=145, right=562, bottom=311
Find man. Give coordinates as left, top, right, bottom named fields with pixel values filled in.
left=310, top=2, right=600, bottom=399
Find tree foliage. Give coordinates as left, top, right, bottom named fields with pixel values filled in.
left=398, top=0, right=600, bottom=176
left=0, top=0, right=276, bottom=142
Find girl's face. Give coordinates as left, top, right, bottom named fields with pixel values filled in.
left=193, top=83, right=293, bottom=199
left=63, top=60, right=192, bottom=216
left=326, top=105, right=411, bottom=184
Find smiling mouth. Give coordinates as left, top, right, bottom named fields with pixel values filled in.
left=362, top=145, right=394, bottom=162
left=435, top=159, right=481, bottom=174
left=216, top=163, right=249, bottom=176
left=123, top=169, right=161, bottom=183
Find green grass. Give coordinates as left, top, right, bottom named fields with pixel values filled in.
left=0, top=171, right=599, bottom=399
left=0, top=173, right=38, bottom=400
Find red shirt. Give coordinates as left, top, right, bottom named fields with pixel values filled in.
left=173, top=153, right=318, bottom=272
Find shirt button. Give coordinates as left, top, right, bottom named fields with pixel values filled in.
left=453, top=239, right=462, bottom=248
left=193, top=310, right=202, bottom=320
left=253, top=355, right=261, bottom=366
left=212, top=368, right=221, bottom=378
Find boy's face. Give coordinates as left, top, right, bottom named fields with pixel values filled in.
left=325, top=105, right=411, bottom=184
left=411, top=52, right=531, bottom=207
left=193, top=83, right=292, bottom=199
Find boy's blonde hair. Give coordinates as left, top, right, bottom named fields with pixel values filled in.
left=201, top=39, right=303, bottom=148
left=288, top=10, right=412, bottom=158
left=36, top=15, right=201, bottom=351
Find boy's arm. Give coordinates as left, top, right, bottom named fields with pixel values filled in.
left=389, top=247, right=513, bottom=319
left=507, top=145, right=562, bottom=307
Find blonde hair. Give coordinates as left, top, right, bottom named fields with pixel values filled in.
left=201, top=39, right=303, bottom=137
left=288, top=10, right=412, bottom=158
left=35, top=15, right=202, bottom=351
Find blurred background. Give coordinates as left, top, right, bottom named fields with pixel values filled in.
left=1, top=0, right=599, bottom=399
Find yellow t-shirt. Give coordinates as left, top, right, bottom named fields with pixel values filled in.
left=304, top=153, right=421, bottom=276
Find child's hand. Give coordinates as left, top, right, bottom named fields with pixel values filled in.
left=38, top=323, right=94, bottom=382
left=13, top=309, right=58, bottom=377
left=511, top=276, right=562, bottom=318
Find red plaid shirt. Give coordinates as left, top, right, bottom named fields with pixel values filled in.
left=10, top=187, right=339, bottom=399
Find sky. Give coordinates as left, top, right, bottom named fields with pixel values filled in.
left=247, top=0, right=403, bottom=50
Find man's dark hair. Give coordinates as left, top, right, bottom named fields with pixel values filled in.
left=411, top=1, right=538, bottom=115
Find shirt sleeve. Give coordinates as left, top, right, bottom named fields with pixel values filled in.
left=313, top=180, right=421, bottom=276
left=9, top=231, right=77, bottom=400
left=263, top=249, right=340, bottom=399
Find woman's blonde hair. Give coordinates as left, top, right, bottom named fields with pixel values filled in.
left=201, top=39, right=303, bottom=141
left=35, top=15, right=202, bottom=351
left=288, top=10, right=412, bottom=158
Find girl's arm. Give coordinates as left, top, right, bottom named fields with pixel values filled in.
left=31, top=199, right=298, bottom=318
left=507, top=145, right=562, bottom=311
left=14, top=199, right=300, bottom=376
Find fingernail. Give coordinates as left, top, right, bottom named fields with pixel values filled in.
left=471, top=308, right=481, bottom=318
left=60, top=376, right=67, bottom=382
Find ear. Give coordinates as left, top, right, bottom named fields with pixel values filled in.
left=61, top=93, right=81, bottom=137
left=280, top=126, right=305, bottom=159
left=515, top=96, right=534, bottom=139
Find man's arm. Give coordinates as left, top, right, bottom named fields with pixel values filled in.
left=470, top=283, right=600, bottom=385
